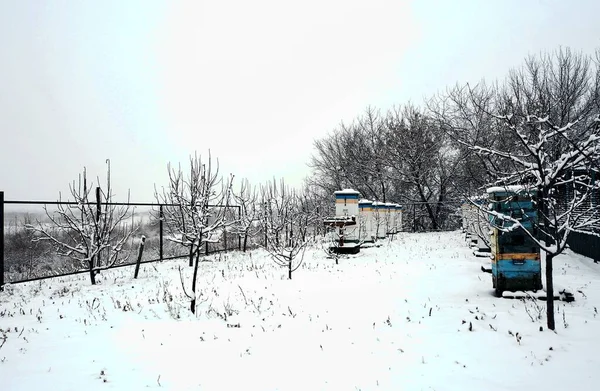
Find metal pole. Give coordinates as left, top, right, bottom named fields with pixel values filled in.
left=224, top=206, right=228, bottom=251
left=1, top=191, right=4, bottom=291
left=95, top=187, right=101, bottom=221
left=95, top=187, right=101, bottom=268
left=238, top=206, right=242, bottom=250
left=159, top=205, right=164, bottom=261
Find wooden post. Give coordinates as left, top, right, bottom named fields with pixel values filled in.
left=159, top=205, right=164, bottom=261
left=0, top=191, right=4, bottom=291
left=134, top=236, right=146, bottom=279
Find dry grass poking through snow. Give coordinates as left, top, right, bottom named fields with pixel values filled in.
left=1, top=231, right=600, bottom=390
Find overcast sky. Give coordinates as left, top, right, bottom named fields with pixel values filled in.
left=1, top=0, right=599, bottom=202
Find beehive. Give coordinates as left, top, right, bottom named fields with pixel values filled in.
left=358, top=199, right=375, bottom=242
left=372, top=201, right=387, bottom=239
left=333, top=189, right=360, bottom=243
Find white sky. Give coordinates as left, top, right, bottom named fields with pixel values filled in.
left=1, top=0, right=599, bottom=201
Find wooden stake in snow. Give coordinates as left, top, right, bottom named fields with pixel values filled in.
left=134, top=236, right=146, bottom=279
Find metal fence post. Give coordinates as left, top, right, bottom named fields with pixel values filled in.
left=1, top=191, right=4, bottom=291
left=224, top=205, right=228, bottom=251
left=159, top=205, right=164, bottom=261
left=95, top=187, right=101, bottom=268
left=238, top=206, right=242, bottom=250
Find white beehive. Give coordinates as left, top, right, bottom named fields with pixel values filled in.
left=390, top=203, right=397, bottom=234
left=384, top=202, right=394, bottom=235
left=372, top=201, right=386, bottom=239
left=358, top=199, right=375, bottom=242
left=395, top=204, right=403, bottom=233
left=334, top=189, right=359, bottom=217
left=333, top=189, right=360, bottom=242
left=460, top=201, right=470, bottom=232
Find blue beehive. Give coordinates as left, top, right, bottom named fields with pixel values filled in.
left=486, top=186, right=542, bottom=296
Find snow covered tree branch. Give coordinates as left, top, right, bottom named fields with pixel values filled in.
left=231, top=178, right=259, bottom=252
left=437, top=48, right=600, bottom=330
left=259, top=178, right=311, bottom=280
left=26, top=162, right=136, bottom=285
left=155, top=151, right=234, bottom=314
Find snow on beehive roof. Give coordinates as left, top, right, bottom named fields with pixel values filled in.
left=486, top=185, right=533, bottom=194
left=334, top=188, right=360, bottom=195
left=358, top=199, right=373, bottom=204
left=468, top=194, right=488, bottom=201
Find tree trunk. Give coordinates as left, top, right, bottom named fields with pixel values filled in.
left=88, top=254, right=96, bottom=285
left=288, top=257, right=292, bottom=280
left=545, top=251, right=555, bottom=330
left=188, top=245, right=194, bottom=267
left=243, top=233, right=248, bottom=252
left=190, top=249, right=201, bottom=314
left=417, top=184, right=438, bottom=230
left=539, top=189, right=555, bottom=330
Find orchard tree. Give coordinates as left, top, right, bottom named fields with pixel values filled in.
left=231, top=178, right=259, bottom=252
left=27, top=162, right=135, bottom=285
left=259, top=179, right=311, bottom=280
left=155, top=152, right=233, bottom=314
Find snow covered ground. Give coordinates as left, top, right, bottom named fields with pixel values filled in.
left=1, top=231, right=600, bottom=390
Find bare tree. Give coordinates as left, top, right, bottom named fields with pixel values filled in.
left=384, top=104, right=461, bottom=230
left=27, top=162, right=135, bottom=285
left=259, top=179, right=311, bottom=280
left=437, top=48, right=600, bottom=330
left=299, top=181, right=333, bottom=240
left=309, top=107, right=391, bottom=202
left=155, top=152, right=233, bottom=313
left=6, top=213, right=52, bottom=279
left=462, top=196, right=492, bottom=252
left=309, top=105, right=463, bottom=231
left=231, top=178, right=259, bottom=252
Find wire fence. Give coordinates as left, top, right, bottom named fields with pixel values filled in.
left=0, top=191, right=241, bottom=288
left=402, top=200, right=463, bottom=232
left=0, top=194, right=511, bottom=290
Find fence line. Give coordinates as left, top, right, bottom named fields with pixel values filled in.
left=1, top=191, right=4, bottom=290
left=0, top=191, right=241, bottom=290
left=4, top=200, right=227, bottom=207
left=401, top=200, right=463, bottom=232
